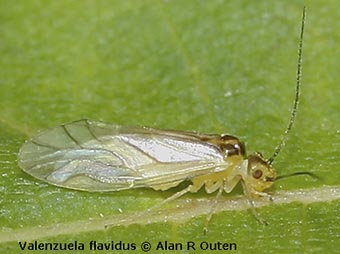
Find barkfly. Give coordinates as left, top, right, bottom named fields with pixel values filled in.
left=18, top=7, right=314, bottom=230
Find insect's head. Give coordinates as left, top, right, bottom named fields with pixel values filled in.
left=246, top=152, right=318, bottom=194
left=246, top=152, right=277, bottom=193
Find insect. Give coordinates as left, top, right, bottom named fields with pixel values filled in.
left=18, top=7, right=312, bottom=229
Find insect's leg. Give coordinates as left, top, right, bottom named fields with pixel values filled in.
left=203, top=184, right=224, bottom=234
left=240, top=179, right=268, bottom=225
left=105, top=185, right=198, bottom=229
left=203, top=176, right=242, bottom=234
left=223, top=175, right=242, bottom=193
left=252, top=190, right=273, bottom=201
left=147, top=184, right=196, bottom=212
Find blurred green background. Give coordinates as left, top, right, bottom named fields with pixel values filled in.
left=0, top=0, right=339, bottom=253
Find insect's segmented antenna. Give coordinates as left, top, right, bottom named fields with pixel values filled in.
left=267, top=6, right=306, bottom=165
left=275, top=171, right=320, bottom=181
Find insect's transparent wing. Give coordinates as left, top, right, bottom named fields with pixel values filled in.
left=18, top=119, right=229, bottom=191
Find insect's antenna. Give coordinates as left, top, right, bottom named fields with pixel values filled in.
left=267, top=6, right=306, bottom=166
left=275, top=171, right=320, bottom=181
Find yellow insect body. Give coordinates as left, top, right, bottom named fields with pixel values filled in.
left=18, top=7, right=307, bottom=227
left=18, top=119, right=275, bottom=198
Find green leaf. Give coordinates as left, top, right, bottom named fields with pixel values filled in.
left=1, top=1, right=339, bottom=253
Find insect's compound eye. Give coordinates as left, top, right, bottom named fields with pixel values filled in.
left=253, top=169, right=263, bottom=179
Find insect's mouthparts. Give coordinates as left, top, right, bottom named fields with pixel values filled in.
left=275, top=172, right=319, bottom=181
left=265, top=177, right=276, bottom=182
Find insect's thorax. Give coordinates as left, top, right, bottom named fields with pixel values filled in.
left=196, top=135, right=277, bottom=195
left=204, top=134, right=246, bottom=158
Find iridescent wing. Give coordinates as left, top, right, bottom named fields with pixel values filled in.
left=18, top=119, right=230, bottom=192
